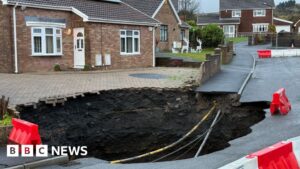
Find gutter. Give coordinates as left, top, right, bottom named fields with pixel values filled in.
left=13, top=2, right=19, bottom=73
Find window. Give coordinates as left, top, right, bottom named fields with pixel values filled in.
left=253, top=9, right=266, bottom=17
left=223, top=25, right=236, bottom=38
left=180, top=29, right=185, bottom=41
left=120, top=30, right=140, bottom=55
left=232, top=10, right=241, bottom=17
left=160, top=25, right=168, bottom=42
left=253, top=24, right=269, bottom=32
left=31, top=27, right=62, bottom=56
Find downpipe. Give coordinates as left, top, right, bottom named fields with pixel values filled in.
left=13, top=3, right=19, bottom=74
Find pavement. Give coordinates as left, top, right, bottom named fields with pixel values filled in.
left=0, top=147, right=49, bottom=168
left=196, top=42, right=267, bottom=93
left=240, top=57, right=300, bottom=103
left=0, top=67, right=199, bottom=106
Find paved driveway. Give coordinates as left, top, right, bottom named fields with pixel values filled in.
left=0, top=68, right=199, bottom=106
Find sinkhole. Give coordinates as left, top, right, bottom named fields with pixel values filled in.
left=17, top=87, right=269, bottom=163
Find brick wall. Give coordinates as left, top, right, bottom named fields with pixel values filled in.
left=86, top=23, right=153, bottom=69
left=220, top=9, right=273, bottom=33
left=155, top=0, right=182, bottom=51
left=0, top=5, right=13, bottom=73
left=14, top=7, right=76, bottom=72
left=199, top=49, right=221, bottom=84
left=1, top=6, right=153, bottom=73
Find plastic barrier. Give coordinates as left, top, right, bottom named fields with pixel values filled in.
left=270, top=88, right=291, bottom=115
left=289, top=136, right=300, bottom=165
left=257, top=50, right=271, bottom=58
left=260, top=49, right=300, bottom=58
left=271, top=50, right=285, bottom=58
left=247, top=141, right=300, bottom=169
left=220, top=141, right=300, bottom=169
left=8, top=118, right=42, bottom=145
left=284, top=50, right=298, bottom=57
left=219, top=156, right=259, bottom=169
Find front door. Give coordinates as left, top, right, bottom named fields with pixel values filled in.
left=223, top=25, right=235, bottom=38
left=73, top=28, right=85, bottom=68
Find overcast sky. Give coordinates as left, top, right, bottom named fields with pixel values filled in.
left=199, top=0, right=300, bottom=13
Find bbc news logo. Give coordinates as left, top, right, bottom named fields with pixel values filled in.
left=7, top=145, right=88, bottom=157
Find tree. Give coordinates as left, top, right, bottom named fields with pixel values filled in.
left=178, top=0, right=200, bottom=21
left=200, top=24, right=224, bottom=48
left=277, top=0, right=296, bottom=9
left=187, top=20, right=201, bottom=48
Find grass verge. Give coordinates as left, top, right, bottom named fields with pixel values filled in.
left=172, top=48, right=214, bottom=62
left=225, top=37, right=248, bottom=44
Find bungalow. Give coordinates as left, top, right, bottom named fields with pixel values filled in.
left=123, top=0, right=190, bottom=52
left=197, top=0, right=293, bottom=37
left=0, top=0, right=161, bottom=73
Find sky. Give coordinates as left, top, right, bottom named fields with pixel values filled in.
left=198, top=0, right=300, bottom=13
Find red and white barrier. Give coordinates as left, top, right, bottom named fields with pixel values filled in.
left=258, top=49, right=300, bottom=58
left=270, top=88, right=291, bottom=115
left=219, top=137, right=300, bottom=169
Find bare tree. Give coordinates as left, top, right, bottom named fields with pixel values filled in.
left=178, top=0, right=200, bottom=21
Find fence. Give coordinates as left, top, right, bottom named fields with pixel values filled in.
left=271, top=32, right=300, bottom=48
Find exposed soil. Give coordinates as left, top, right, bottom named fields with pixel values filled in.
left=17, top=87, right=268, bottom=163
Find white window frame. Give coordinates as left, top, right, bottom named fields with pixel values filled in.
left=31, top=27, right=63, bottom=56
left=160, top=25, right=168, bottom=42
left=223, top=25, right=236, bottom=38
left=120, top=30, right=140, bottom=55
left=232, top=10, right=241, bottom=18
left=253, top=24, right=269, bottom=33
left=253, top=9, right=266, bottom=17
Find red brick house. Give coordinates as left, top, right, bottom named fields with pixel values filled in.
left=0, top=0, right=162, bottom=73
left=197, top=0, right=292, bottom=37
left=123, top=0, right=190, bottom=52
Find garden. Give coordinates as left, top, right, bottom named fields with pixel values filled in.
left=165, top=22, right=224, bottom=62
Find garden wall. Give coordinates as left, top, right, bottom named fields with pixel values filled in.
left=199, top=49, right=221, bottom=84
left=219, top=41, right=234, bottom=64
left=248, top=34, right=272, bottom=46
left=156, top=44, right=236, bottom=84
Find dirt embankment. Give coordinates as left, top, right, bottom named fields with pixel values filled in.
left=17, top=87, right=267, bottom=162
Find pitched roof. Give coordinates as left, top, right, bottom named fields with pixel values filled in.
left=197, top=13, right=240, bottom=25
left=220, top=0, right=275, bottom=10
left=180, top=21, right=191, bottom=28
left=5, top=0, right=159, bottom=25
left=121, top=0, right=163, bottom=16
left=171, top=0, right=178, bottom=11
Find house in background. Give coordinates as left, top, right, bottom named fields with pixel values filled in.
left=0, top=0, right=163, bottom=73
left=273, top=17, right=294, bottom=33
left=197, top=0, right=293, bottom=37
left=123, top=0, right=190, bottom=52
